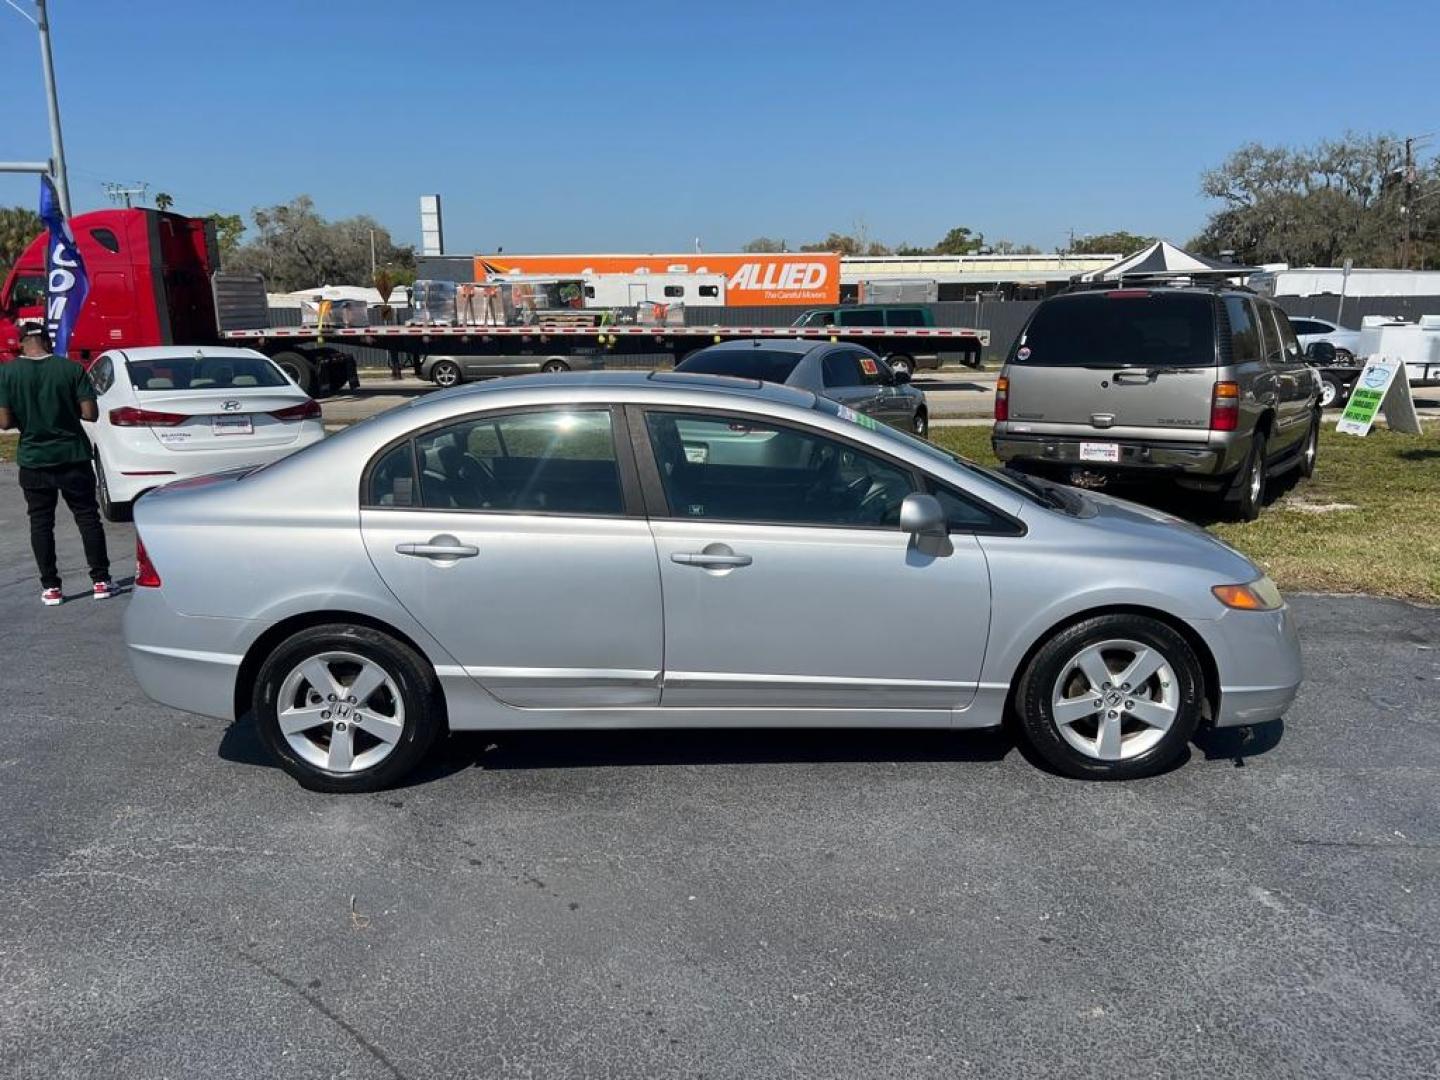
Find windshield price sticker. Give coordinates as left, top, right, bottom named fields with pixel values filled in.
left=1336, top=359, right=1400, bottom=437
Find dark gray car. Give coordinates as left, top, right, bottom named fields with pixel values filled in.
left=992, top=284, right=1322, bottom=520
left=675, top=340, right=930, bottom=435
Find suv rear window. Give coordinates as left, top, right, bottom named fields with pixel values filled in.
left=675, top=348, right=802, bottom=384
left=1014, top=292, right=1217, bottom=368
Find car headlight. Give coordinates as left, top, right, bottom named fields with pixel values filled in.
left=1212, top=576, right=1284, bottom=611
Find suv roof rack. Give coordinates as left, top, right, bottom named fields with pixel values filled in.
left=1062, top=276, right=1257, bottom=296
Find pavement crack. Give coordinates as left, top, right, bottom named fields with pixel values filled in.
left=234, top=950, right=409, bottom=1080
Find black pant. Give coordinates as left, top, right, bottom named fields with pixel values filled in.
left=19, top=462, right=111, bottom=590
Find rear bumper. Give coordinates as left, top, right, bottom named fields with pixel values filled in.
left=992, top=431, right=1228, bottom=477
left=1190, top=605, right=1303, bottom=728
left=123, top=587, right=255, bottom=721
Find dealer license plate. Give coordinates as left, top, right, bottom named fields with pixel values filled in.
left=1079, top=441, right=1120, bottom=463
left=213, top=415, right=253, bottom=436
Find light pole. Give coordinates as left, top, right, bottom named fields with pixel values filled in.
left=2, top=0, right=71, bottom=215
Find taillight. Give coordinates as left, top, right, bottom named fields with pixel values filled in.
left=1210, top=381, right=1240, bottom=431
left=994, top=375, right=1009, bottom=422
left=110, top=406, right=187, bottom=427
left=272, top=399, right=321, bottom=421
left=135, top=537, right=161, bottom=588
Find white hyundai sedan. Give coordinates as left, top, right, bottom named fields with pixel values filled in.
left=84, top=346, right=325, bottom=521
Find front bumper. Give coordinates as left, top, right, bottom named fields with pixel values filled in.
left=1190, top=604, right=1303, bottom=727
left=993, top=432, right=1227, bottom=477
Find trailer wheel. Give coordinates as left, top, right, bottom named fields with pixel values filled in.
left=885, top=354, right=914, bottom=378
left=1319, top=374, right=1347, bottom=409
left=272, top=351, right=315, bottom=395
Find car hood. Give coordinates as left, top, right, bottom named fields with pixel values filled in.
left=1029, top=486, right=1260, bottom=581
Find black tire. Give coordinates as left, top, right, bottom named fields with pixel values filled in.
left=541, top=359, right=571, bottom=374
left=272, top=351, right=315, bottom=395
left=1319, top=374, right=1347, bottom=409
left=1015, top=613, right=1204, bottom=781
left=431, top=360, right=463, bottom=388
left=1298, top=411, right=1320, bottom=479
left=912, top=408, right=929, bottom=437
left=253, top=624, right=443, bottom=793
left=1230, top=429, right=1268, bottom=522
left=886, top=355, right=914, bottom=378
left=94, top=455, right=132, bottom=523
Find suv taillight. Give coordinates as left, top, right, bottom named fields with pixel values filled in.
left=1210, top=381, right=1240, bottom=431
left=994, top=375, right=1009, bottom=422
left=135, top=537, right=161, bottom=588
left=272, top=399, right=321, bottom=421
left=110, top=406, right=187, bottom=427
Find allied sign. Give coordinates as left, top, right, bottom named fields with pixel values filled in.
left=1335, top=357, right=1420, bottom=436
left=473, top=252, right=841, bottom=306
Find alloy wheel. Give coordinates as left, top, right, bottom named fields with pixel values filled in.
left=433, top=363, right=460, bottom=388
left=1049, top=638, right=1178, bottom=761
left=276, top=651, right=406, bottom=773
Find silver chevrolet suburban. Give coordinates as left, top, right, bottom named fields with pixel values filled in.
left=992, top=284, right=1322, bottom=520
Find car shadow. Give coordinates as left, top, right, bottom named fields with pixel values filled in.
left=1193, top=719, right=1285, bottom=767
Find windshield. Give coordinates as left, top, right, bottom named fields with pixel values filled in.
left=127, top=355, right=291, bottom=391
left=810, top=396, right=1047, bottom=505
left=675, top=349, right=803, bottom=384
left=1014, top=292, right=1217, bottom=368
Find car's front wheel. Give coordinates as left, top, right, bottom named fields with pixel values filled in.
left=1015, top=614, right=1204, bottom=781
left=886, top=355, right=914, bottom=378
left=431, top=360, right=463, bottom=388
left=253, top=624, right=443, bottom=792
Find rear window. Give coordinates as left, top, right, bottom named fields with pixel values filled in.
left=1014, top=292, right=1217, bottom=368
left=675, top=349, right=803, bottom=384
left=127, top=355, right=290, bottom=391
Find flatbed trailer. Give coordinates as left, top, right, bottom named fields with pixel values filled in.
left=218, top=323, right=992, bottom=385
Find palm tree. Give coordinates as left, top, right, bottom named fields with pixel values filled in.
left=154, top=192, right=174, bottom=211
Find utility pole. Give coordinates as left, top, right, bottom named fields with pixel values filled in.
left=1402, top=137, right=1415, bottom=271
left=104, top=181, right=148, bottom=209
left=34, top=0, right=70, bottom=216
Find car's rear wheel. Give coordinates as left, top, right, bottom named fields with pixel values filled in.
left=431, top=360, right=463, bottom=388
left=94, top=454, right=132, bottom=523
left=1015, top=614, right=1204, bottom=781
left=886, top=355, right=914, bottom=378
left=1299, top=411, right=1320, bottom=479
left=541, top=358, right=570, bottom=374
left=1230, top=430, right=1268, bottom=522
left=253, top=624, right=442, bottom=792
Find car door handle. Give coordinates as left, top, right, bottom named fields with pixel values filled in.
left=671, top=552, right=752, bottom=568
left=396, top=539, right=479, bottom=559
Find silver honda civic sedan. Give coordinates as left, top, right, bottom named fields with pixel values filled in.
left=124, top=371, right=1302, bottom=792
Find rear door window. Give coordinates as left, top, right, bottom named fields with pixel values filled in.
left=1272, top=309, right=1305, bottom=364
left=885, top=308, right=926, bottom=327
left=1013, top=292, right=1217, bottom=367
left=1256, top=303, right=1283, bottom=363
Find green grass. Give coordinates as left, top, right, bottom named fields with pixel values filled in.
left=930, top=421, right=1440, bottom=604
left=0, top=433, right=17, bottom=463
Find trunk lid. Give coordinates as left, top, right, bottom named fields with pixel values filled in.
left=135, top=389, right=313, bottom=452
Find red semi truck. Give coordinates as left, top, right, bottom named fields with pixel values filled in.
left=1, top=208, right=990, bottom=392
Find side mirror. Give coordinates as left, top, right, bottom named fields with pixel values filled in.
left=891, top=367, right=911, bottom=385
left=899, top=492, right=947, bottom=536
left=1306, top=341, right=1336, bottom=365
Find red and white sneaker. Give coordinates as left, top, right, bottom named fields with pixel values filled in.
left=41, top=587, right=63, bottom=607
left=92, top=581, right=116, bottom=601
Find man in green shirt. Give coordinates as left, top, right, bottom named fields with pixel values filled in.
left=0, top=322, right=113, bottom=605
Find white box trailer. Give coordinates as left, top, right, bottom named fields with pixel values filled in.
left=1357, top=316, right=1440, bottom=386
left=581, top=272, right=726, bottom=309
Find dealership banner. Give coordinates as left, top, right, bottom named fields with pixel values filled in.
left=474, top=253, right=841, bottom=307
left=1335, top=357, right=1421, bottom=436
left=39, top=175, right=89, bottom=357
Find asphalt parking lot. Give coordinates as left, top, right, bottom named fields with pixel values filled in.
left=1, top=468, right=1438, bottom=1079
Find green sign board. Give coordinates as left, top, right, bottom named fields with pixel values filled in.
left=1336, top=359, right=1401, bottom=437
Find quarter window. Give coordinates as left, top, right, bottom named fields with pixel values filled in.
left=368, top=441, right=417, bottom=508
left=1273, top=310, right=1304, bottom=363
left=410, top=409, right=622, bottom=515
left=1256, top=303, right=1283, bottom=363
left=88, top=356, right=114, bottom=395
left=644, top=411, right=915, bottom=528
left=1225, top=297, right=1261, bottom=363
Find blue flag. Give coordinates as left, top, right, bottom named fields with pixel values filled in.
left=39, top=175, right=88, bottom=357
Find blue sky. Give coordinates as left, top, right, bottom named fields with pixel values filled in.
left=4, top=0, right=1437, bottom=255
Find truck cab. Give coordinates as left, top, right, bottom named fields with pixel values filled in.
left=1, top=208, right=220, bottom=364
